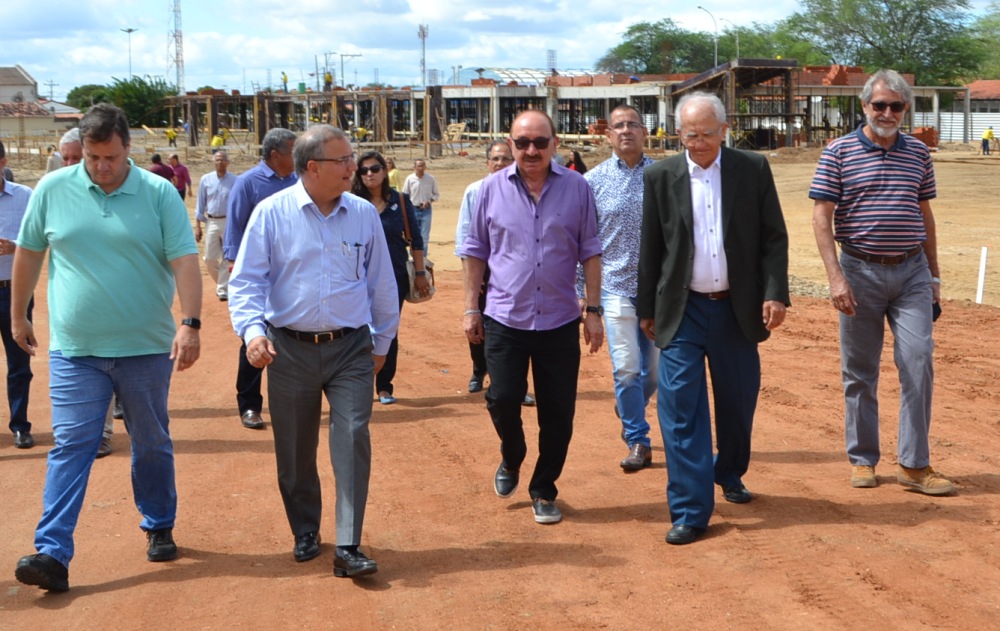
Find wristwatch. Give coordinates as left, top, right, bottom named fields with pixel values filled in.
left=585, top=305, right=604, bottom=316
left=415, top=270, right=427, bottom=276
left=181, top=317, right=202, bottom=330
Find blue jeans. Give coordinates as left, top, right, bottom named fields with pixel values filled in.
left=34, top=352, right=176, bottom=567
left=839, top=251, right=934, bottom=469
left=0, top=289, right=33, bottom=434
left=415, top=206, right=432, bottom=257
left=602, top=291, right=657, bottom=447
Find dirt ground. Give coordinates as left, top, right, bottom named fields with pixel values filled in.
left=2, top=143, right=999, bottom=629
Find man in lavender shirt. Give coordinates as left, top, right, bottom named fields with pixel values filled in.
left=460, top=110, right=604, bottom=525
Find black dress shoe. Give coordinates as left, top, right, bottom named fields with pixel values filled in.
left=15, top=553, right=69, bottom=592
left=241, top=410, right=265, bottom=429
left=334, top=547, right=377, bottom=578
left=468, top=375, right=484, bottom=393
left=494, top=462, right=519, bottom=498
left=294, top=532, right=321, bottom=562
left=666, top=524, right=705, bottom=545
left=146, top=528, right=178, bottom=562
left=113, top=398, right=124, bottom=419
left=14, top=430, right=34, bottom=449
left=722, top=481, right=753, bottom=504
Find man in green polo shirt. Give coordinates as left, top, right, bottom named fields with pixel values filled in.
left=12, top=103, right=202, bottom=593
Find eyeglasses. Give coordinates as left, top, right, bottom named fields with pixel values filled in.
left=358, top=164, right=384, bottom=175
left=611, top=121, right=644, bottom=132
left=681, top=129, right=721, bottom=142
left=511, top=137, right=552, bottom=150
left=312, top=153, right=356, bottom=165
left=869, top=101, right=906, bottom=113
left=488, top=156, right=513, bottom=163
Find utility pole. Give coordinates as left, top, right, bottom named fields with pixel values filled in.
left=720, top=17, right=739, bottom=60
left=324, top=51, right=337, bottom=86
left=121, top=27, right=138, bottom=78
left=697, top=6, right=718, bottom=68
left=44, top=80, right=59, bottom=101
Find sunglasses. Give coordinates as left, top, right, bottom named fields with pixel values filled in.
left=511, top=137, right=551, bottom=150
left=869, top=101, right=905, bottom=113
left=358, top=164, right=384, bottom=175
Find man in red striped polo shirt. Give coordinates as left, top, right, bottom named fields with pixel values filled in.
left=810, top=69, right=953, bottom=496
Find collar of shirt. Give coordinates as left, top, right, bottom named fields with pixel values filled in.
left=83, top=158, right=141, bottom=197
left=855, top=124, right=908, bottom=153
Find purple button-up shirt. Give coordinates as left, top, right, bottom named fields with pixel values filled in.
left=460, top=162, right=601, bottom=331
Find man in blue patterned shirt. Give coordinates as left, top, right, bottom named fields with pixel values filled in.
left=584, top=105, right=658, bottom=472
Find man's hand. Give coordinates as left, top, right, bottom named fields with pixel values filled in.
left=171, top=326, right=201, bottom=371
left=582, top=312, right=604, bottom=354
left=373, top=353, right=387, bottom=375
left=12, top=317, right=37, bottom=356
left=246, top=335, right=277, bottom=369
left=762, top=300, right=787, bottom=331
left=640, top=318, right=656, bottom=342
left=194, top=223, right=203, bottom=242
left=829, top=273, right=857, bottom=316
left=464, top=312, right=484, bottom=345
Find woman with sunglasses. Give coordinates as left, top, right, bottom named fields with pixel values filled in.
left=352, top=151, right=430, bottom=405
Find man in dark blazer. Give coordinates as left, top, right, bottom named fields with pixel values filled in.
left=637, top=91, right=789, bottom=545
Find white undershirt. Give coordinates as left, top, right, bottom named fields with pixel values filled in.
left=686, top=151, right=729, bottom=292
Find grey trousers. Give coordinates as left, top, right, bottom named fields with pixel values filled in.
left=839, top=251, right=935, bottom=469
left=266, top=325, right=375, bottom=545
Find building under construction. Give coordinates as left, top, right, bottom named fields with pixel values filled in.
left=166, top=60, right=970, bottom=155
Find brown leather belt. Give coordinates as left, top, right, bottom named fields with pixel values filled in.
left=280, top=326, right=357, bottom=344
left=0, top=280, right=10, bottom=289
left=690, top=290, right=731, bottom=300
left=841, top=244, right=923, bottom=265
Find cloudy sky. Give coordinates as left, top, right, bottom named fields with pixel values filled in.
left=7, top=0, right=994, bottom=102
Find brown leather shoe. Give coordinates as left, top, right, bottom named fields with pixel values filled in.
left=620, top=443, right=652, bottom=471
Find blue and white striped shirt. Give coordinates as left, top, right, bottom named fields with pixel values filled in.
left=809, top=126, right=935, bottom=255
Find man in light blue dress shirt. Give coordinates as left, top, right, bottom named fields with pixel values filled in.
left=229, top=125, right=398, bottom=578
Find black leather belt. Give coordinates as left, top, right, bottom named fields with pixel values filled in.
left=841, top=244, right=922, bottom=265
left=206, top=215, right=226, bottom=219
left=690, top=289, right=730, bottom=300
left=280, top=326, right=357, bottom=344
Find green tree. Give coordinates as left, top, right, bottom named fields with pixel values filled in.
left=973, top=2, right=1000, bottom=79
left=106, top=75, right=178, bottom=127
left=65, top=84, right=109, bottom=110
left=792, top=0, right=986, bottom=85
left=714, top=19, right=829, bottom=65
left=594, top=19, right=715, bottom=74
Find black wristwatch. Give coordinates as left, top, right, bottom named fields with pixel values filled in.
left=415, top=270, right=427, bottom=276
left=585, top=305, right=604, bottom=316
left=181, top=317, right=202, bottom=330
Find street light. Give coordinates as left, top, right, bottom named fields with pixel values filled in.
left=696, top=6, right=718, bottom=68
left=720, top=17, right=739, bottom=60
left=121, top=27, right=138, bottom=78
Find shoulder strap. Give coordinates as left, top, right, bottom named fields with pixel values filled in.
left=397, top=191, right=413, bottom=246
